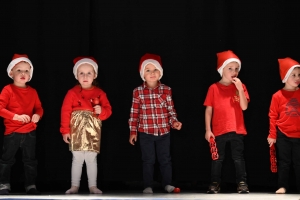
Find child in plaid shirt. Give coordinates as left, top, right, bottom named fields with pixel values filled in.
left=128, top=53, right=182, bottom=194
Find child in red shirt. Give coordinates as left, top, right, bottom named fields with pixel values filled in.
left=129, top=53, right=182, bottom=194
left=267, top=57, right=300, bottom=194
left=0, top=54, right=43, bottom=195
left=204, top=50, right=250, bottom=194
left=60, top=57, right=112, bottom=194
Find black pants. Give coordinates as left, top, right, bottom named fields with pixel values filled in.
left=139, top=132, right=172, bottom=188
left=211, top=132, right=247, bottom=183
left=277, top=130, right=300, bottom=191
left=0, top=131, right=38, bottom=189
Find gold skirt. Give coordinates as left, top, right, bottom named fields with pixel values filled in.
left=69, top=110, right=102, bottom=153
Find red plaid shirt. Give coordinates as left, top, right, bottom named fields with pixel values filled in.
left=129, top=82, right=178, bottom=136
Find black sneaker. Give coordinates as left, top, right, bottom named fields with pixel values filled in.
left=207, top=182, right=220, bottom=194
left=26, top=188, right=41, bottom=195
left=237, top=181, right=249, bottom=193
left=0, top=189, right=9, bottom=195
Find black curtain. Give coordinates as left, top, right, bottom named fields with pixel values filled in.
left=0, top=0, right=299, bottom=192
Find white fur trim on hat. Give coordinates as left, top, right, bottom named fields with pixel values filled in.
left=282, top=65, right=300, bottom=83
left=73, top=58, right=98, bottom=79
left=7, top=57, right=33, bottom=81
left=140, top=59, right=163, bottom=81
left=217, top=58, right=241, bottom=77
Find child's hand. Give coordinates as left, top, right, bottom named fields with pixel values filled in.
left=63, top=134, right=71, bottom=144
left=31, top=114, right=40, bottom=123
left=129, top=134, right=137, bottom=145
left=267, top=137, right=276, bottom=147
left=205, top=130, right=215, bottom=142
left=232, top=77, right=243, bottom=91
left=173, top=121, right=182, bottom=130
left=13, top=114, right=30, bottom=123
left=93, top=105, right=102, bottom=115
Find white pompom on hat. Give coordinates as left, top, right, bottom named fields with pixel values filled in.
left=7, top=54, right=33, bottom=81
left=139, top=53, right=163, bottom=81
left=73, top=56, right=98, bottom=79
left=216, top=50, right=241, bottom=77
left=278, top=57, right=300, bottom=83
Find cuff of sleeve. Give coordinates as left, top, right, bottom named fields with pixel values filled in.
left=169, top=118, right=178, bottom=128
left=268, top=133, right=277, bottom=139
left=60, top=128, right=70, bottom=135
left=130, top=131, right=137, bottom=135
left=98, top=109, right=106, bottom=119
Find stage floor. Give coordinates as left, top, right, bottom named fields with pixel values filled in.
left=0, top=192, right=299, bottom=200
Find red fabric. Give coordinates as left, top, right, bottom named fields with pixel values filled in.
left=268, top=89, right=300, bottom=139
left=128, top=82, right=178, bottom=136
left=60, top=85, right=112, bottom=134
left=204, top=82, right=249, bottom=136
left=216, top=50, right=240, bottom=70
left=139, top=53, right=162, bottom=72
left=12, top=54, right=29, bottom=60
left=0, top=84, right=43, bottom=135
left=73, top=56, right=97, bottom=64
left=278, top=57, right=300, bottom=81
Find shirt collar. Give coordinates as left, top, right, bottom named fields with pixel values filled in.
left=142, top=81, right=161, bottom=89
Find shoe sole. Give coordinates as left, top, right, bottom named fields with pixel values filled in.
left=238, top=190, right=249, bottom=194
left=207, top=189, right=220, bottom=194
left=207, top=191, right=219, bottom=194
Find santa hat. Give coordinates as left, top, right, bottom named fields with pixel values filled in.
left=7, top=54, right=33, bottom=81
left=139, top=53, right=163, bottom=81
left=73, top=56, right=98, bottom=79
left=278, top=57, right=300, bottom=83
left=217, top=50, right=241, bottom=77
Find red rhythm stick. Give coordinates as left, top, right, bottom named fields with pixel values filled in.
left=209, top=137, right=219, bottom=160
left=270, top=144, right=277, bottom=173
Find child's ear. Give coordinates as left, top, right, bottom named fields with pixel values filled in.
left=9, top=71, right=13, bottom=78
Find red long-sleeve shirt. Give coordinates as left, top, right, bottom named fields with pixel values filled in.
left=268, top=89, right=300, bottom=139
left=60, top=85, right=112, bottom=134
left=0, top=84, right=44, bottom=135
left=128, top=82, right=178, bottom=136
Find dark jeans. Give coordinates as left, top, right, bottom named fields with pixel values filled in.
left=139, top=132, right=172, bottom=188
left=211, top=132, right=247, bottom=183
left=277, top=130, right=300, bottom=191
left=0, top=131, right=38, bottom=189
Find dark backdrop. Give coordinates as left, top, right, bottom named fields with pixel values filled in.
left=0, top=0, right=299, bottom=192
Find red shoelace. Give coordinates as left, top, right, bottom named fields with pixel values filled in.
left=270, top=145, right=277, bottom=173
left=209, top=137, right=219, bottom=160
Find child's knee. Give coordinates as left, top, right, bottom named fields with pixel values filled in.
left=84, top=152, right=97, bottom=164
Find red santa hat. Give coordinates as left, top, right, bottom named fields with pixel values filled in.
left=278, top=57, right=300, bottom=83
left=217, top=50, right=241, bottom=77
left=139, top=53, right=163, bottom=81
left=7, top=54, right=34, bottom=81
left=73, top=56, right=98, bottom=79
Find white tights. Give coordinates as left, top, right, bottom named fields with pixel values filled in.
left=71, top=151, right=98, bottom=188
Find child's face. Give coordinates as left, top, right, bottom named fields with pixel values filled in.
left=77, top=64, right=96, bottom=89
left=10, top=61, right=31, bottom=87
left=286, top=67, right=300, bottom=87
left=222, top=62, right=240, bottom=81
left=144, top=63, right=161, bottom=83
